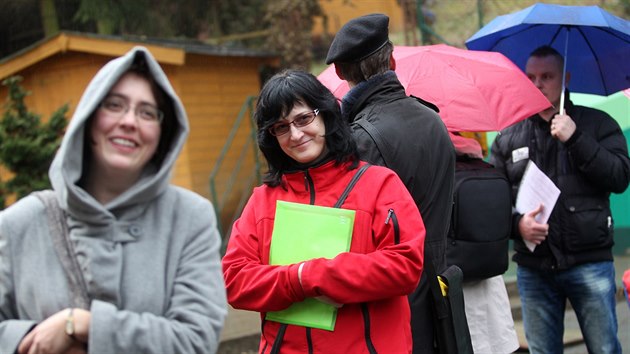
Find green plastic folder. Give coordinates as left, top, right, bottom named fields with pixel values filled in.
left=265, top=200, right=355, bottom=331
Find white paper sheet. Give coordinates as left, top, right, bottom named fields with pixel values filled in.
left=515, top=160, right=561, bottom=252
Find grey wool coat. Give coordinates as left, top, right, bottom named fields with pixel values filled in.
left=0, top=47, right=227, bottom=353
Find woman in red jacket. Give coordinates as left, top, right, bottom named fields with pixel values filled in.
left=222, top=70, right=425, bottom=354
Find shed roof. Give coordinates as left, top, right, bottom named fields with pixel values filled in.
left=0, top=31, right=277, bottom=80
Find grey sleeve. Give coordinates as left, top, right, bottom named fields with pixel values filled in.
left=0, top=213, right=38, bottom=352
left=87, top=200, right=228, bottom=354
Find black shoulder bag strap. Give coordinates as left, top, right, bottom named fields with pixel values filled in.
left=334, top=163, right=371, bottom=208
left=425, top=260, right=474, bottom=354
left=270, top=163, right=371, bottom=354
left=355, top=119, right=392, bottom=167
left=33, top=190, right=90, bottom=309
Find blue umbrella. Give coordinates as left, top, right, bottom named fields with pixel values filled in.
left=465, top=3, right=630, bottom=101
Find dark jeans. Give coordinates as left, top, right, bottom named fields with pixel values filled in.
left=517, top=261, right=621, bottom=354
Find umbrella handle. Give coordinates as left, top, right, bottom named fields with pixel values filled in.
left=560, top=89, right=566, bottom=115
left=559, top=30, right=570, bottom=115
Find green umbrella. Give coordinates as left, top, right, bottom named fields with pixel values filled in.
left=573, top=90, right=629, bottom=130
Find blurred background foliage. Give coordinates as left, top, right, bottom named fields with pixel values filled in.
left=1, top=0, right=628, bottom=72
left=0, top=76, right=67, bottom=208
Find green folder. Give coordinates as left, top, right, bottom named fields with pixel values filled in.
left=265, top=200, right=355, bottom=331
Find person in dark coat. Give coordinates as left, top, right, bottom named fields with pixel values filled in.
left=325, top=13, right=456, bottom=354
left=490, top=45, right=630, bottom=354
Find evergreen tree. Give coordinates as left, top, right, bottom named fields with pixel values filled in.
left=0, top=76, right=67, bottom=209
left=265, top=0, right=323, bottom=70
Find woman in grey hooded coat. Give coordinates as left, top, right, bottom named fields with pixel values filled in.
left=0, top=47, right=227, bottom=353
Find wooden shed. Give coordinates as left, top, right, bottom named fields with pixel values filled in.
left=314, top=0, right=405, bottom=35
left=0, top=31, right=278, bottom=229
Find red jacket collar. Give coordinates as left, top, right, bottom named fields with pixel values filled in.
left=282, top=160, right=355, bottom=193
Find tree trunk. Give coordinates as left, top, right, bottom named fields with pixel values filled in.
left=39, top=0, right=59, bottom=37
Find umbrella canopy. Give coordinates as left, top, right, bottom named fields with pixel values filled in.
left=465, top=3, right=630, bottom=96
left=317, top=44, right=551, bottom=132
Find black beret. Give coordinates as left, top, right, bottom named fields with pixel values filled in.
left=325, top=13, right=390, bottom=64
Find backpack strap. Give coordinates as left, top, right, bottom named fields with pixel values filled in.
left=355, top=119, right=393, bottom=167
left=425, top=262, right=474, bottom=354
left=334, top=163, right=371, bottom=208
left=32, top=190, right=90, bottom=309
left=438, top=266, right=472, bottom=354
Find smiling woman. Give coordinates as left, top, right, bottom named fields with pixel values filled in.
left=222, top=70, right=427, bottom=353
left=0, top=47, right=227, bottom=353
left=273, top=105, right=326, bottom=164
left=86, top=72, right=163, bottom=204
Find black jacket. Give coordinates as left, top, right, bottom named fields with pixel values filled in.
left=343, top=71, right=455, bottom=354
left=490, top=98, right=630, bottom=270
left=345, top=72, right=455, bottom=274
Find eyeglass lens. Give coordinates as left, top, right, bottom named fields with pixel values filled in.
left=101, top=95, right=163, bottom=123
left=269, top=109, right=319, bottom=136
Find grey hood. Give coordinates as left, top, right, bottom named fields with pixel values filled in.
left=49, top=46, right=188, bottom=224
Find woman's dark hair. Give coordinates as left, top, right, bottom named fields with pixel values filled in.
left=255, top=69, right=358, bottom=186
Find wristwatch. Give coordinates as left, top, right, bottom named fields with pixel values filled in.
left=65, top=308, right=75, bottom=339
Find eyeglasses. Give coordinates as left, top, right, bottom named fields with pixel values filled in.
left=268, top=109, right=319, bottom=137
left=99, top=95, right=164, bottom=124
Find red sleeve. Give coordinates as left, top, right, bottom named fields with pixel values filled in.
left=300, top=171, right=425, bottom=304
left=221, top=193, right=306, bottom=312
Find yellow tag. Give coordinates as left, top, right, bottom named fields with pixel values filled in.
left=437, top=276, right=448, bottom=297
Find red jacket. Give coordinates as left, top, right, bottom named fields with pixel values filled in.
left=222, top=161, right=425, bottom=353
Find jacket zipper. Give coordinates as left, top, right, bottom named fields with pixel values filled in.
left=304, top=170, right=315, bottom=205
left=385, top=209, right=400, bottom=245
left=358, top=209, right=401, bottom=354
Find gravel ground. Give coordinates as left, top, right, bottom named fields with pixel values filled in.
left=217, top=334, right=259, bottom=354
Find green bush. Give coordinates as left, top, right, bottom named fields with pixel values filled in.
left=0, top=76, right=68, bottom=209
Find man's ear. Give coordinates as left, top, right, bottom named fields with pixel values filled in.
left=390, top=54, right=396, bottom=71
left=334, top=65, right=345, bottom=80
left=565, top=71, right=571, bottom=86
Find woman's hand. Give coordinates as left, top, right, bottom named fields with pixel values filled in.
left=18, top=308, right=90, bottom=354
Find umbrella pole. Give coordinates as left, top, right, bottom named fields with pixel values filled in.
left=559, top=29, right=570, bottom=115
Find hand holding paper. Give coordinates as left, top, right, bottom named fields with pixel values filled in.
left=515, top=161, right=560, bottom=252
left=518, top=204, right=550, bottom=250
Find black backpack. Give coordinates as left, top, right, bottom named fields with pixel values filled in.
left=446, top=156, right=512, bottom=282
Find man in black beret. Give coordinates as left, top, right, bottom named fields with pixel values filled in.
left=326, top=13, right=456, bottom=354
left=325, top=13, right=390, bottom=64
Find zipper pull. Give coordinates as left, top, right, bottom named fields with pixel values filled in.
left=304, top=173, right=309, bottom=191
left=385, top=209, right=394, bottom=224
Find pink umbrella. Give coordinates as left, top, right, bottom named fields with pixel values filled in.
left=317, top=44, right=552, bottom=132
